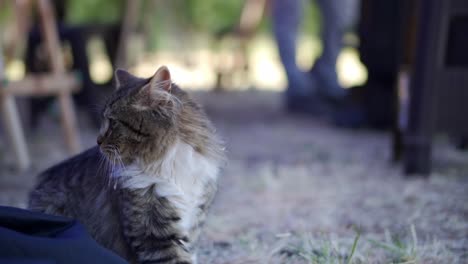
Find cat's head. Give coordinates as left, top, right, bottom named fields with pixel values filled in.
left=97, top=66, right=182, bottom=165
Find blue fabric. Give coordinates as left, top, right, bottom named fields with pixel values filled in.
left=0, top=206, right=127, bottom=264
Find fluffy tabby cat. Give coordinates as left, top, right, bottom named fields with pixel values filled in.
left=29, top=66, right=225, bottom=264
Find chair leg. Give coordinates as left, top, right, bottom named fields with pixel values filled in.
left=215, top=71, right=224, bottom=91
left=392, top=128, right=403, bottom=162
left=0, top=96, right=30, bottom=170
left=38, top=0, right=81, bottom=154
left=455, top=136, right=468, bottom=150
left=403, top=138, right=431, bottom=175
left=57, top=93, right=80, bottom=154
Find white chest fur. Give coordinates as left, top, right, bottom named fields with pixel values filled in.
left=117, top=139, right=220, bottom=235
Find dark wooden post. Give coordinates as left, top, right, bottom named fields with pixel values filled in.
left=403, top=0, right=440, bottom=175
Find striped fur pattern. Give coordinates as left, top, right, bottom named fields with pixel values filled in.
left=28, top=66, right=225, bottom=264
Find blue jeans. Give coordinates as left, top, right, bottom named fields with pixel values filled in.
left=272, top=0, right=359, bottom=99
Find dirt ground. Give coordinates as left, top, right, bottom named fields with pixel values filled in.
left=1, top=91, right=467, bottom=263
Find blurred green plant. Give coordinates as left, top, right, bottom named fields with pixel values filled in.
left=0, top=0, right=321, bottom=52
left=186, top=0, right=244, bottom=33
left=65, top=0, right=320, bottom=35
left=66, top=0, right=123, bottom=24
left=0, top=3, right=13, bottom=25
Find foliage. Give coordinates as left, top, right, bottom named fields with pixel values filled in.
left=0, top=2, right=13, bottom=25
left=64, top=0, right=320, bottom=35
left=185, top=0, right=244, bottom=33
left=0, top=0, right=321, bottom=52
left=66, top=0, right=123, bottom=24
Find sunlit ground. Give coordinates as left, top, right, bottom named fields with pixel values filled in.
left=5, top=35, right=367, bottom=91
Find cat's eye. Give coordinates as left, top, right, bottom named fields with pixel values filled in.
left=116, top=119, right=132, bottom=130
left=112, top=118, right=148, bottom=141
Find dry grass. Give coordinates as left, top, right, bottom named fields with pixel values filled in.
left=1, top=90, right=467, bottom=263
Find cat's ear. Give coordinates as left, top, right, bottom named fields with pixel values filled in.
left=114, top=68, right=135, bottom=90
left=149, top=66, right=172, bottom=92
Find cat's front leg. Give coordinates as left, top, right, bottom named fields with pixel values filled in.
left=28, top=185, right=68, bottom=217
left=119, top=187, right=193, bottom=264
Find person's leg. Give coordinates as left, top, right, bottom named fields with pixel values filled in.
left=272, top=0, right=312, bottom=97
left=314, top=0, right=359, bottom=100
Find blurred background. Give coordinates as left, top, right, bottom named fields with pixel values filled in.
left=1, top=0, right=366, bottom=91
left=0, top=0, right=467, bottom=263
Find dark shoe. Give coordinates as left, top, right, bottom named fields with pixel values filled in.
left=331, top=83, right=394, bottom=130
left=308, top=60, right=348, bottom=103
left=286, top=93, right=334, bottom=116
left=333, top=102, right=368, bottom=128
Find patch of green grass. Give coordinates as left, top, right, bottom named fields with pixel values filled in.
left=278, top=225, right=456, bottom=264
left=282, top=230, right=362, bottom=264
left=367, top=225, right=419, bottom=263
left=347, top=229, right=360, bottom=264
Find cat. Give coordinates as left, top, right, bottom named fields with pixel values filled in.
left=28, top=66, right=225, bottom=264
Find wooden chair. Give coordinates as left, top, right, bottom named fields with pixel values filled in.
left=0, top=0, right=81, bottom=170
left=214, top=0, right=267, bottom=90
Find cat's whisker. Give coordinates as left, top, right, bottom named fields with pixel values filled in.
left=111, top=154, right=117, bottom=175
left=110, top=148, right=125, bottom=190
left=104, top=155, right=113, bottom=189
left=170, top=95, right=183, bottom=106
left=99, top=147, right=113, bottom=189
left=115, top=149, right=126, bottom=171
left=109, top=146, right=124, bottom=178
left=103, top=148, right=114, bottom=177
left=88, top=103, right=105, bottom=115
left=110, top=149, right=118, bottom=171
left=96, top=152, right=105, bottom=179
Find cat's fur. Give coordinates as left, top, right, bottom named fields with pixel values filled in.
left=28, top=66, right=225, bottom=264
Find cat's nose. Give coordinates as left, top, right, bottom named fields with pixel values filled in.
left=97, top=135, right=104, bottom=145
